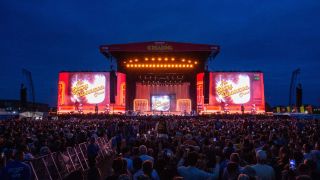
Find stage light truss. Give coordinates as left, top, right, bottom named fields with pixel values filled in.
left=138, top=74, right=184, bottom=81
left=123, top=57, right=198, bottom=68
left=137, top=74, right=186, bottom=85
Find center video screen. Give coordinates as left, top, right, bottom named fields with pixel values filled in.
left=151, top=95, right=170, bottom=111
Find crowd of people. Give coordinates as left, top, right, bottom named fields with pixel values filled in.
left=0, top=114, right=319, bottom=180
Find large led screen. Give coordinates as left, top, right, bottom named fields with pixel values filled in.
left=151, top=95, right=170, bottom=111
left=212, top=72, right=265, bottom=112
left=58, top=72, right=110, bottom=113
left=197, top=72, right=265, bottom=113
left=58, top=72, right=126, bottom=113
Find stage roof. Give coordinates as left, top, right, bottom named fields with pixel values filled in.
left=100, top=41, right=220, bottom=61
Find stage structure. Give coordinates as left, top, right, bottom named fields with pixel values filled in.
left=57, top=41, right=265, bottom=114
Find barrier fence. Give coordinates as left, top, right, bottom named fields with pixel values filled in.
left=26, top=136, right=112, bottom=180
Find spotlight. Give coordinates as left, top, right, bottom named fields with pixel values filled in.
left=134, top=59, right=138, bottom=62
left=186, top=64, right=189, bottom=67
left=145, top=58, right=149, bottom=61
left=138, top=64, right=141, bottom=67
left=194, top=61, right=198, bottom=64
left=182, top=59, right=185, bottom=62
left=134, top=64, right=137, bottom=67
left=182, top=64, right=186, bottom=67
left=164, top=57, right=168, bottom=61
left=171, top=58, right=175, bottom=61
left=158, top=57, right=161, bottom=61
left=190, top=64, right=193, bottom=67
left=188, top=60, right=191, bottom=63
left=129, top=60, right=133, bottom=63
left=151, top=57, right=155, bottom=61
left=126, top=64, right=130, bottom=67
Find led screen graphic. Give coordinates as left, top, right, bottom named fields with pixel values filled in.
left=58, top=72, right=126, bottom=113
left=215, top=74, right=251, bottom=104
left=197, top=72, right=265, bottom=113
left=212, top=72, right=265, bottom=112
left=151, top=95, right=170, bottom=111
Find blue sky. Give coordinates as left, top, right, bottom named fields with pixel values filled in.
left=1, top=0, right=319, bottom=106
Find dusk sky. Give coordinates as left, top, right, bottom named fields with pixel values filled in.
left=1, top=0, right=319, bottom=107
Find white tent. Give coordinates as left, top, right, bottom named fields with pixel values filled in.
left=19, top=111, right=44, bottom=120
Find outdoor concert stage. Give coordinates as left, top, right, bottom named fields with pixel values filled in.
left=57, top=41, right=265, bottom=114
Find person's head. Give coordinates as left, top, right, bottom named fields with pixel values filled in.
left=142, top=160, right=153, bottom=177
left=187, top=151, right=198, bottom=166
left=303, top=144, right=311, bottom=153
left=241, top=165, right=256, bottom=179
left=90, top=136, right=96, bottom=144
left=230, top=153, right=240, bottom=164
left=139, top=145, right=147, bottom=155
left=256, top=150, right=267, bottom=164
